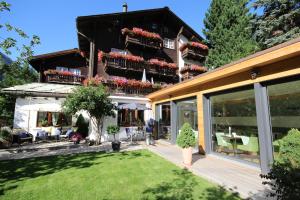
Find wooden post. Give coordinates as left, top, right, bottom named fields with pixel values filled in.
left=88, top=40, right=95, bottom=78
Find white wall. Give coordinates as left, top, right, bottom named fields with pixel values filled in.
left=14, top=95, right=152, bottom=142
left=14, top=97, right=65, bottom=139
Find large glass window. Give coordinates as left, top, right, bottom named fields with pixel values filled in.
left=177, top=98, right=198, bottom=132
left=117, top=107, right=144, bottom=127
left=267, top=79, right=300, bottom=159
left=156, top=103, right=171, bottom=140
left=37, top=112, right=72, bottom=127
left=210, top=88, right=260, bottom=163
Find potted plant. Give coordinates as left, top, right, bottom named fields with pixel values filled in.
left=107, top=125, right=121, bottom=151
left=176, top=123, right=196, bottom=167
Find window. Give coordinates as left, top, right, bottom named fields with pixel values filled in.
left=267, top=79, right=300, bottom=159
left=117, top=107, right=144, bottom=127
left=69, top=68, right=81, bottom=76
left=56, top=67, right=81, bottom=75
left=163, top=38, right=175, bottom=49
left=210, top=88, right=260, bottom=164
left=37, top=112, right=72, bottom=127
left=156, top=103, right=171, bottom=140
left=152, top=23, right=158, bottom=30
left=177, top=98, right=198, bottom=132
left=56, top=66, right=68, bottom=72
left=111, top=48, right=127, bottom=55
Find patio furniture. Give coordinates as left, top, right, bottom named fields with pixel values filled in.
left=12, top=130, right=33, bottom=145
left=36, top=130, right=48, bottom=142
left=237, top=136, right=259, bottom=153
left=215, top=132, right=233, bottom=150
left=125, top=127, right=137, bottom=144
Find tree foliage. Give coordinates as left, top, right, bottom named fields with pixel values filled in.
left=0, top=1, right=40, bottom=126
left=63, top=85, right=116, bottom=144
left=203, top=0, right=259, bottom=69
left=176, top=123, right=196, bottom=148
left=251, top=0, right=300, bottom=49
left=261, top=129, right=300, bottom=199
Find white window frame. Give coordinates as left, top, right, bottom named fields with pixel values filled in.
left=163, top=38, right=175, bottom=49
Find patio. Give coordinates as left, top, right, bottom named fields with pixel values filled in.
left=147, top=141, right=272, bottom=199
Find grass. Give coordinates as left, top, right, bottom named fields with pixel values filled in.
left=0, top=150, right=240, bottom=200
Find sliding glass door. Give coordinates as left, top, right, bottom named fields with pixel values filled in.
left=156, top=102, right=171, bottom=141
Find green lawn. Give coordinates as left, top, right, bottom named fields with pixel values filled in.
left=0, top=150, right=240, bottom=200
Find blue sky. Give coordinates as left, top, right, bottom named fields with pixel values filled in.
left=2, top=0, right=211, bottom=58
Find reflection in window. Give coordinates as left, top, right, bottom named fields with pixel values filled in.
left=268, top=79, right=300, bottom=159
left=210, top=88, right=260, bottom=163
left=177, top=98, right=198, bottom=131
left=37, top=112, right=72, bottom=127
left=156, top=103, right=171, bottom=140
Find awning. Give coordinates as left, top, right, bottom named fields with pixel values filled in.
left=1, top=83, right=78, bottom=97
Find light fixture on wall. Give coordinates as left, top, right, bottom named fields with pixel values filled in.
left=250, top=69, right=260, bottom=80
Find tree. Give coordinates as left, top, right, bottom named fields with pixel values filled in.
left=251, top=0, right=300, bottom=49
left=63, top=85, right=116, bottom=145
left=0, top=1, right=40, bottom=126
left=203, top=0, right=259, bottom=69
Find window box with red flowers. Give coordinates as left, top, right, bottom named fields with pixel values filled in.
left=180, top=42, right=208, bottom=61
left=99, top=51, right=145, bottom=72
left=148, top=59, right=178, bottom=76
left=83, top=76, right=161, bottom=96
left=180, top=64, right=208, bottom=80
left=121, top=27, right=163, bottom=50
left=44, top=69, right=85, bottom=84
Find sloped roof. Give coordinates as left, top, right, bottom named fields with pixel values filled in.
left=76, top=7, right=203, bottom=51
left=1, top=83, right=77, bottom=97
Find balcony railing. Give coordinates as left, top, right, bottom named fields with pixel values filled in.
left=180, top=63, right=207, bottom=81
left=122, top=27, right=163, bottom=50
left=181, top=47, right=207, bottom=61
left=103, top=81, right=159, bottom=96
left=101, top=52, right=178, bottom=78
left=125, top=35, right=162, bottom=50
left=45, top=74, right=85, bottom=85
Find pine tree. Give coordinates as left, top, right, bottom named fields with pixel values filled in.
left=251, top=0, right=300, bottom=49
left=203, top=0, right=259, bottom=69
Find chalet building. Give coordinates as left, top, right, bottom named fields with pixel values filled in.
left=2, top=6, right=208, bottom=141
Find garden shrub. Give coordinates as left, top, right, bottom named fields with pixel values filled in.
left=0, top=126, right=12, bottom=148
left=75, top=114, right=89, bottom=138
left=176, top=123, right=196, bottom=148
left=261, top=128, right=300, bottom=199
left=106, top=125, right=120, bottom=141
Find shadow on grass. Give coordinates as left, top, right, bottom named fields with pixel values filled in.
left=0, top=150, right=148, bottom=196
left=142, top=169, right=240, bottom=200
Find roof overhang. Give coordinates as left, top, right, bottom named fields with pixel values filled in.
left=147, top=37, right=300, bottom=101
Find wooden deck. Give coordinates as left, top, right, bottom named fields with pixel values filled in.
left=147, top=142, right=272, bottom=199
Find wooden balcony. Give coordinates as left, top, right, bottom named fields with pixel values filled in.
left=125, top=35, right=162, bottom=50
left=45, top=74, right=85, bottom=85
left=180, top=64, right=207, bottom=81
left=102, top=81, right=160, bottom=96
left=181, top=47, right=207, bottom=61
left=103, top=56, right=178, bottom=79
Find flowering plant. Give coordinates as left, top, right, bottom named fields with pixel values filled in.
left=99, top=51, right=144, bottom=63
left=83, top=75, right=105, bottom=86
left=180, top=64, right=208, bottom=73
left=122, top=27, right=162, bottom=41
left=149, top=59, right=177, bottom=69
left=44, top=69, right=79, bottom=76
left=179, top=42, right=208, bottom=52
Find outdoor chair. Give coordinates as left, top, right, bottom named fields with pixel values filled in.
left=36, top=130, right=48, bottom=142
left=12, top=130, right=33, bottom=145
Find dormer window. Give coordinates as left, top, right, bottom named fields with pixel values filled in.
left=163, top=38, right=175, bottom=49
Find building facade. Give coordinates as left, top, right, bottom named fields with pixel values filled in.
left=147, top=38, right=300, bottom=173
left=2, top=6, right=208, bottom=141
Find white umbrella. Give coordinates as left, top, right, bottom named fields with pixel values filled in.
left=151, top=77, right=154, bottom=84
left=142, top=69, right=147, bottom=82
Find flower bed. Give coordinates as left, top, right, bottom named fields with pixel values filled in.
left=179, top=42, right=208, bottom=52
left=121, top=27, right=162, bottom=41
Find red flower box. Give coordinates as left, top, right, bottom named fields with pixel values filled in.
left=179, top=42, right=208, bottom=52
left=122, top=27, right=162, bottom=41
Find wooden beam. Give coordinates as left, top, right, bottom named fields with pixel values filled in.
left=88, top=40, right=95, bottom=78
